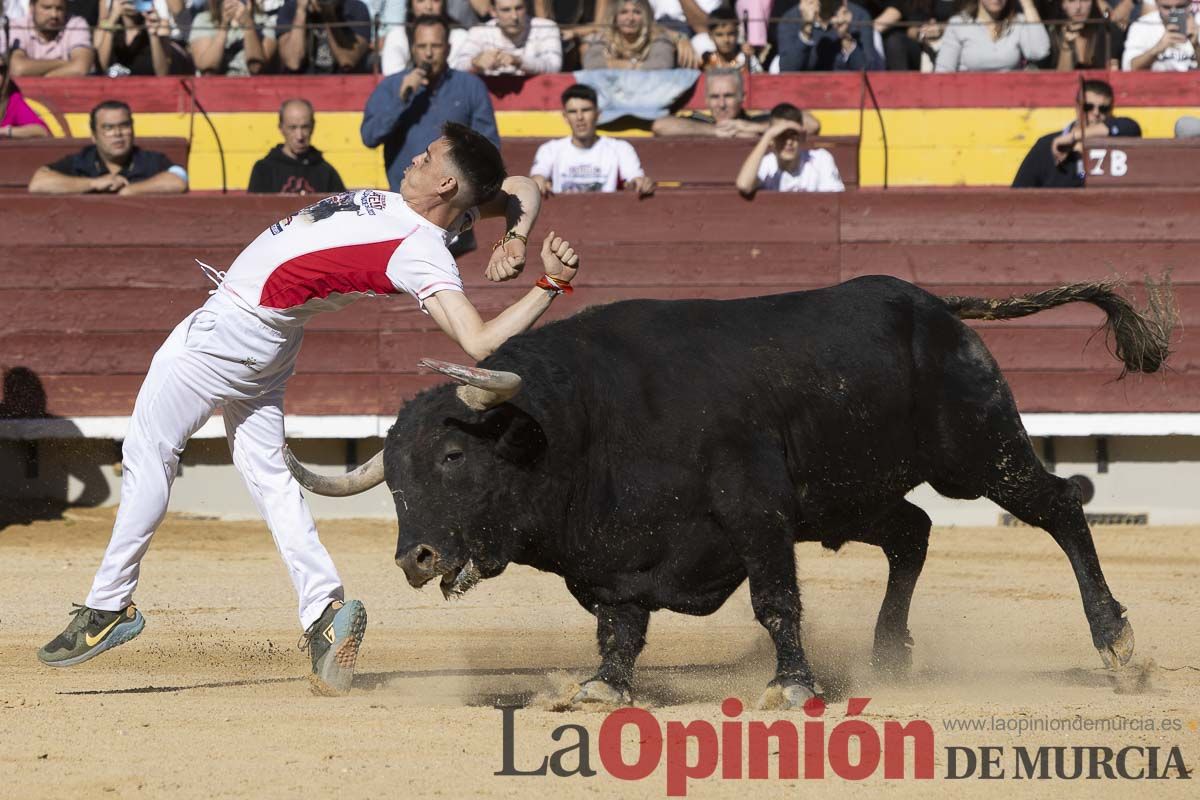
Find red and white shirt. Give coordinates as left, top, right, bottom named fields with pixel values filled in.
left=218, top=190, right=474, bottom=327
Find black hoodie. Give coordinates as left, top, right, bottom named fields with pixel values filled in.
left=247, top=144, right=347, bottom=195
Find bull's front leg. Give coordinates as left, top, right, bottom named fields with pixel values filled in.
left=746, top=549, right=822, bottom=710
left=572, top=603, right=649, bottom=706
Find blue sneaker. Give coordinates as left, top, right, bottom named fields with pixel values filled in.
left=302, top=600, right=367, bottom=696
left=38, top=604, right=145, bottom=667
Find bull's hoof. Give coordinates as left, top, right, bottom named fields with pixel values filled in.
left=1098, top=617, right=1135, bottom=669
left=870, top=634, right=914, bottom=679
left=757, top=680, right=821, bottom=711
left=571, top=679, right=632, bottom=707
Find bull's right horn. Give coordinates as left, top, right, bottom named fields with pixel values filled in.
left=283, top=446, right=385, bottom=497
left=419, top=358, right=522, bottom=411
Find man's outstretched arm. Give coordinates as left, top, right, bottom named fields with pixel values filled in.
left=424, top=232, right=578, bottom=361
left=478, top=176, right=543, bottom=282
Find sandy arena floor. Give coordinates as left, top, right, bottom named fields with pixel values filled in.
left=2, top=507, right=1198, bottom=799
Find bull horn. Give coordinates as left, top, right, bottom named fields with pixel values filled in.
left=419, top=358, right=522, bottom=411
left=283, top=445, right=385, bottom=497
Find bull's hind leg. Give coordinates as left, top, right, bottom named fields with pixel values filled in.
left=986, top=452, right=1134, bottom=668
left=572, top=603, right=649, bottom=706
left=860, top=501, right=931, bottom=678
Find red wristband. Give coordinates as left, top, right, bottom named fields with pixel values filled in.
left=536, top=274, right=574, bottom=295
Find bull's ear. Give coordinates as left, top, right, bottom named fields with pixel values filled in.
left=493, top=408, right=547, bottom=465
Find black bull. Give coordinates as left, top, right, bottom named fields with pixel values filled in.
left=286, top=276, right=1173, bottom=707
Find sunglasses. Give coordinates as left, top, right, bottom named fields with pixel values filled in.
left=1082, top=102, right=1113, bottom=114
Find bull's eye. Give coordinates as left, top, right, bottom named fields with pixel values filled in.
left=444, top=450, right=464, bottom=464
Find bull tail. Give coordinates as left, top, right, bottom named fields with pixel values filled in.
left=940, top=275, right=1177, bottom=376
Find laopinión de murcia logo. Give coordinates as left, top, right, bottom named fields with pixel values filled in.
left=495, top=697, right=1193, bottom=795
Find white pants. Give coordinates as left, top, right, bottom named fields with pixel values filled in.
left=86, top=291, right=343, bottom=630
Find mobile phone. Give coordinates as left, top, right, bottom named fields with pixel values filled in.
left=1167, top=7, right=1189, bottom=32
left=134, top=0, right=154, bottom=13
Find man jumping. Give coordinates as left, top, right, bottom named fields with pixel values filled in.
left=37, top=122, right=581, bottom=696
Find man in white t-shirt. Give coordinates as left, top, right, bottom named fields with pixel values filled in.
left=531, top=84, right=656, bottom=197
left=735, top=103, right=844, bottom=195
left=1123, top=0, right=1200, bottom=71
left=37, top=122, right=583, bottom=697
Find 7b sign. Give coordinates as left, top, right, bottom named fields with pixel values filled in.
left=1088, top=148, right=1128, bottom=178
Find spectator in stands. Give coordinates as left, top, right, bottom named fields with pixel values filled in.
left=29, top=100, right=188, bottom=194
left=94, top=0, right=192, bottom=75
left=381, top=0, right=468, bottom=74
left=736, top=102, right=843, bottom=194
left=366, top=0, right=406, bottom=38
left=1122, top=0, right=1199, bottom=71
left=530, top=84, right=655, bottom=196
left=277, top=0, right=371, bottom=72
left=451, top=0, right=562, bottom=73
left=0, top=58, right=50, bottom=138
left=248, top=99, right=345, bottom=194
left=4, top=0, right=108, bottom=27
left=652, top=67, right=820, bottom=137
left=1012, top=79, right=1140, bottom=188
left=649, top=0, right=721, bottom=36
left=2, top=0, right=94, bottom=76
left=934, top=0, right=1049, bottom=71
left=777, top=0, right=879, bottom=71
left=1041, top=0, right=1121, bottom=70
left=189, top=0, right=277, bottom=73
left=1175, top=115, right=1200, bottom=137
left=579, top=0, right=701, bottom=69
left=778, top=0, right=884, bottom=70
left=695, top=5, right=764, bottom=71
left=904, top=0, right=959, bottom=71
left=361, top=14, right=498, bottom=192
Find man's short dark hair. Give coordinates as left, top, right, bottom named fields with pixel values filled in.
left=89, top=100, right=132, bottom=133
left=278, top=98, right=315, bottom=125
left=1080, top=79, right=1114, bottom=101
left=408, top=14, right=451, bottom=45
left=442, top=121, right=506, bottom=207
left=708, top=5, right=737, bottom=26
left=560, top=84, right=597, bottom=108
left=769, top=102, right=805, bottom=124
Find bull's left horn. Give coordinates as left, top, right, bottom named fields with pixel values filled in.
left=283, top=446, right=385, bottom=497
left=419, top=358, right=522, bottom=411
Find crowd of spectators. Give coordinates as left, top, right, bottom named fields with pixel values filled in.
left=4, top=0, right=1198, bottom=75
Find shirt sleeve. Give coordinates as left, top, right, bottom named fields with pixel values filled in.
left=815, top=150, right=844, bottom=192
left=1110, top=117, right=1142, bottom=137
left=189, top=11, right=213, bottom=43
left=386, top=234, right=465, bottom=311
left=381, top=26, right=410, bottom=75
left=520, top=19, right=562, bottom=74
left=756, top=152, right=777, bottom=188
left=46, top=153, right=82, bottom=176
left=934, top=22, right=963, bottom=72
left=65, top=17, right=93, bottom=52
left=344, top=0, right=372, bottom=39
left=530, top=141, right=555, bottom=178
left=616, top=141, right=644, bottom=180
left=1121, top=23, right=1152, bottom=70
left=452, top=25, right=485, bottom=71
left=275, top=0, right=297, bottom=35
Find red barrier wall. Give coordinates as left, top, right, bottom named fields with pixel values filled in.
left=1, top=190, right=1194, bottom=418
left=17, top=71, right=1200, bottom=114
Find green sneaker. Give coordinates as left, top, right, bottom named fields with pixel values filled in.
left=301, top=599, right=367, bottom=696
left=38, top=604, right=145, bottom=667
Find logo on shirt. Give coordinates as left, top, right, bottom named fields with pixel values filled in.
left=299, top=192, right=363, bottom=223
left=269, top=215, right=295, bottom=236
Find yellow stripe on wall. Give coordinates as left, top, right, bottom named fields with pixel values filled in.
left=63, top=107, right=1200, bottom=192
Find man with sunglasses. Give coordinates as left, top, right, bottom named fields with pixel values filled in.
left=1012, top=80, right=1141, bottom=189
